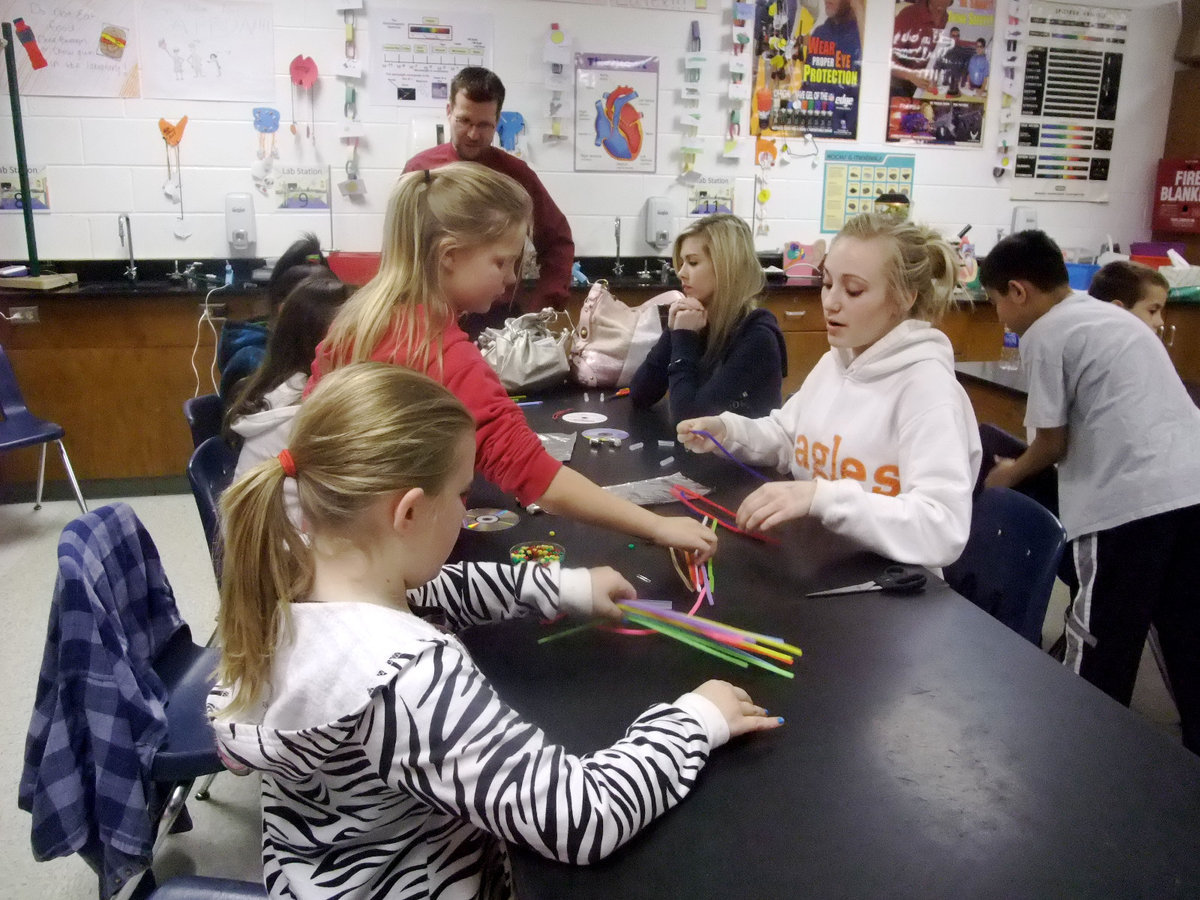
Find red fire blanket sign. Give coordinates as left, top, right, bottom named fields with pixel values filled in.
left=1153, top=159, right=1200, bottom=233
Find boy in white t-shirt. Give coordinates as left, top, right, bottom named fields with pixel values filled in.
left=981, top=230, right=1200, bottom=756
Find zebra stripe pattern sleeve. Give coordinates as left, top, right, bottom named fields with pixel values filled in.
left=365, top=638, right=716, bottom=866
left=406, top=561, right=590, bottom=631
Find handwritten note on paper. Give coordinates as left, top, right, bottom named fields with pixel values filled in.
left=0, top=1, right=140, bottom=98
left=137, top=0, right=273, bottom=102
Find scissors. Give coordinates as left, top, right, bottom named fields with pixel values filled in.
left=806, top=565, right=927, bottom=597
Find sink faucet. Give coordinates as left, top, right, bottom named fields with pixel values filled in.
left=118, top=214, right=137, bottom=282
left=613, top=217, right=624, bottom=277
left=659, top=259, right=673, bottom=285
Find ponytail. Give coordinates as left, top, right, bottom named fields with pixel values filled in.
left=215, top=454, right=312, bottom=716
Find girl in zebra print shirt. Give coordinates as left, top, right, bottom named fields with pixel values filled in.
left=208, top=363, right=782, bottom=899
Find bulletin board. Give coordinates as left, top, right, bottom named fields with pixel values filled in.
left=0, top=0, right=139, bottom=98
left=367, top=6, right=493, bottom=107
left=575, top=53, right=658, bottom=173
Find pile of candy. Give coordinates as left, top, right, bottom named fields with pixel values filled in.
left=510, top=542, right=566, bottom=565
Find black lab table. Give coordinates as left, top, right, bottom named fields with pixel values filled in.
left=452, top=390, right=1200, bottom=899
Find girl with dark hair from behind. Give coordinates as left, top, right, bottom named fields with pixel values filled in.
left=224, top=270, right=350, bottom=486
left=217, top=232, right=331, bottom=400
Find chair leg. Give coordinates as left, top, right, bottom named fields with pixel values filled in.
left=194, top=771, right=218, bottom=801
left=56, top=439, right=88, bottom=515
left=34, top=443, right=47, bottom=510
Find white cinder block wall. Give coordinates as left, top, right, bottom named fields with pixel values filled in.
left=0, top=0, right=1182, bottom=263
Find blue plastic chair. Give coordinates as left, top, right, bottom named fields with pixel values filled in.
left=975, top=422, right=1058, bottom=515
left=944, top=487, right=1067, bottom=646
left=0, top=342, right=87, bottom=514
left=183, top=395, right=225, bottom=450
left=20, top=503, right=223, bottom=900
left=186, top=436, right=238, bottom=577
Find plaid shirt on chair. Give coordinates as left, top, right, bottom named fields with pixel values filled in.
left=18, top=503, right=188, bottom=899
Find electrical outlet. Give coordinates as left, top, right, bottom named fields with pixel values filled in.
left=8, top=305, right=39, bottom=323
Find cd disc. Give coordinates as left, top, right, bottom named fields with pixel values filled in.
left=463, top=508, right=520, bottom=531
left=582, top=427, right=630, bottom=441
left=561, top=411, right=608, bottom=425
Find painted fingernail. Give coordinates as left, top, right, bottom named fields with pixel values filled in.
left=777, top=717, right=785, bottom=724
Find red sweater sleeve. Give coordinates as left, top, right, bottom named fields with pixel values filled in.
left=441, top=336, right=562, bottom=506
left=304, top=319, right=560, bottom=507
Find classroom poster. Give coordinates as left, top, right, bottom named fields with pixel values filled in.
left=367, top=7, right=493, bottom=108
left=1010, top=1, right=1127, bottom=202
left=887, top=0, right=996, bottom=146
left=574, top=53, right=658, bottom=173
left=748, top=0, right=865, bottom=140
left=137, top=0, right=273, bottom=101
left=0, top=1, right=140, bottom=98
left=0, top=164, right=49, bottom=210
left=821, top=149, right=914, bottom=232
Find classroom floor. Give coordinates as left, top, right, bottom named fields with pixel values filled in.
left=1, top=494, right=1183, bottom=897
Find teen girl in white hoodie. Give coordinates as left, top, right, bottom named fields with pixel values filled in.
left=679, top=213, right=981, bottom=568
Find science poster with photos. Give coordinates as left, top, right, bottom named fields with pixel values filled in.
left=887, top=0, right=996, bottom=147
left=748, top=0, right=865, bottom=141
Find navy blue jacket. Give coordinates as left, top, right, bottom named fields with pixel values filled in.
left=630, top=306, right=786, bottom=422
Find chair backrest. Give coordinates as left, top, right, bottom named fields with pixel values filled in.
left=944, top=487, right=1067, bottom=646
left=0, top=342, right=31, bottom=419
left=187, top=436, right=239, bottom=568
left=975, top=422, right=1059, bottom=515
left=183, top=394, right=226, bottom=449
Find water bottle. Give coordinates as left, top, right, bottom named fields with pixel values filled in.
left=224, top=261, right=234, bottom=287
left=999, top=328, right=1020, bottom=371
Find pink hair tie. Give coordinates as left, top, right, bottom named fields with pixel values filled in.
left=277, top=449, right=297, bottom=478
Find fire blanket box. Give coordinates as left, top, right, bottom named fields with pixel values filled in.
left=1153, top=158, right=1200, bottom=233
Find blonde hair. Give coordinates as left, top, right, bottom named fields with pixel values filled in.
left=215, top=363, right=475, bottom=716
left=673, top=214, right=765, bottom=366
left=836, top=213, right=959, bottom=323
left=321, top=162, right=533, bottom=375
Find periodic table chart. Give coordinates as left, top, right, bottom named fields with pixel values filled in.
left=821, top=150, right=916, bottom=232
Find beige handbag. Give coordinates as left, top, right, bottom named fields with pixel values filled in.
left=477, top=309, right=572, bottom=393
left=570, top=281, right=680, bottom=388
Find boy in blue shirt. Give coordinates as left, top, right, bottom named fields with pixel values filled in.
left=980, top=230, right=1200, bottom=756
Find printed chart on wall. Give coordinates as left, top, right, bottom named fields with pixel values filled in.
left=747, top=0, right=865, bottom=140
left=367, top=7, right=492, bottom=107
left=137, top=1, right=273, bottom=101
left=821, top=150, right=915, bottom=232
left=0, top=1, right=139, bottom=97
left=1010, top=2, right=1127, bottom=202
left=887, top=0, right=995, bottom=146
left=575, top=54, right=658, bottom=173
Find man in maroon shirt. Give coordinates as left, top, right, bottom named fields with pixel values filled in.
left=404, top=67, right=575, bottom=314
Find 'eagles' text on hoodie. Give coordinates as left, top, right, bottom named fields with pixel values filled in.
left=717, top=319, right=981, bottom=568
